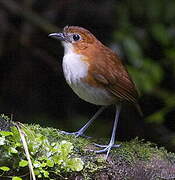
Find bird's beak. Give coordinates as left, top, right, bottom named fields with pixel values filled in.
left=48, top=33, right=65, bottom=41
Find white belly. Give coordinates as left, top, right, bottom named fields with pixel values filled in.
left=68, top=79, right=116, bottom=105
left=62, top=43, right=116, bottom=105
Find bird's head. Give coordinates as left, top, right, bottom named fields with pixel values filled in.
left=49, top=26, right=98, bottom=54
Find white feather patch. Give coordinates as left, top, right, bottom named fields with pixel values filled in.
left=61, top=42, right=116, bottom=105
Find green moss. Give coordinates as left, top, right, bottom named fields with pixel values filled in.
left=113, top=138, right=167, bottom=163
left=0, top=122, right=86, bottom=179
left=0, top=115, right=174, bottom=179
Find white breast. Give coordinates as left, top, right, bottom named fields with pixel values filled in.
left=62, top=42, right=116, bottom=105
left=62, top=43, right=88, bottom=84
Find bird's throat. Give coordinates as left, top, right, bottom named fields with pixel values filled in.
left=62, top=45, right=89, bottom=85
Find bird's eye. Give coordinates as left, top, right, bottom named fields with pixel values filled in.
left=72, top=34, right=81, bottom=41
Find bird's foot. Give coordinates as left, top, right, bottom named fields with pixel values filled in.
left=94, top=143, right=120, bottom=148
left=59, top=130, right=91, bottom=138
left=94, top=143, right=121, bottom=159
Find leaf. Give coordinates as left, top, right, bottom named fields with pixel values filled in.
left=19, top=160, right=28, bottom=167
left=0, top=137, right=5, bottom=145
left=0, top=166, right=10, bottom=171
left=46, top=159, right=54, bottom=167
left=127, top=58, right=163, bottom=93
left=122, top=36, right=143, bottom=67
left=9, top=147, right=18, bottom=154
left=146, top=111, right=165, bottom=124
left=67, top=158, right=84, bottom=172
left=34, top=169, right=40, bottom=176
left=33, top=161, right=41, bottom=168
left=0, top=131, right=13, bottom=136
left=42, top=170, right=49, bottom=178
left=151, top=24, right=170, bottom=46
left=12, top=177, right=22, bottom=180
left=58, top=141, right=73, bottom=158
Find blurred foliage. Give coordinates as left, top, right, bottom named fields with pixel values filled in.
left=113, top=0, right=175, bottom=124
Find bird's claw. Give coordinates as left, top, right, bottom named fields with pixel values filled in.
left=59, top=130, right=91, bottom=138
left=94, top=143, right=121, bottom=159
left=94, top=143, right=120, bottom=148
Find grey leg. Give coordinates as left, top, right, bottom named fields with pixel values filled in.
left=95, top=104, right=121, bottom=159
left=60, top=106, right=107, bottom=137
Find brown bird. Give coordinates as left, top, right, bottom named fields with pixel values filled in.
left=49, top=26, right=141, bottom=158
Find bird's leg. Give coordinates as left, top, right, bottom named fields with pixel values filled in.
left=95, top=104, right=121, bottom=159
left=60, top=106, right=107, bottom=138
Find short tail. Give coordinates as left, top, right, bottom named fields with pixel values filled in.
left=135, top=103, right=143, bottom=117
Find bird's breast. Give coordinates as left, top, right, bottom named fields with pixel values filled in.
left=62, top=52, right=89, bottom=83
left=62, top=52, right=117, bottom=105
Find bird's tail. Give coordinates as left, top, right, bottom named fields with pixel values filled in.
left=135, top=103, right=143, bottom=117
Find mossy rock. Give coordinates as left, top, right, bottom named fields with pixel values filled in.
left=0, top=115, right=175, bottom=180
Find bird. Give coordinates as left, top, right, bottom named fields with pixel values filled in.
left=49, top=26, right=141, bottom=159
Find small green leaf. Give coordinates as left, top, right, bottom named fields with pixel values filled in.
left=34, top=169, right=40, bottom=176
left=67, top=158, right=84, bottom=171
left=122, top=36, right=143, bottom=67
left=33, top=161, right=41, bottom=168
left=151, top=24, right=170, bottom=46
left=0, top=137, right=5, bottom=145
left=146, top=111, right=165, bottom=124
left=58, top=141, right=73, bottom=157
left=9, top=147, right=18, bottom=154
left=42, top=170, right=49, bottom=177
left=41, top=162, right=47, bottom=167
left=0, top=166, right=10, bottom=171
left=15, top=142, right=22, bottom=147
left=46, top=159, right=54, bottom=167
left=19, top=160, right=28, bottom=167
left=12, top=177, right=22, bottom=180
left=0, top=131, right=13, bottom=136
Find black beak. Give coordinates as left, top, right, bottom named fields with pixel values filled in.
left=48, top=33, right=65, bottom=41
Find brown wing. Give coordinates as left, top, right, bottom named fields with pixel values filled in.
left=89, top=46, right=139, bottom=104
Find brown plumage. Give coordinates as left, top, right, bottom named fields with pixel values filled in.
left=65, top=26, right=139, bottom=104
